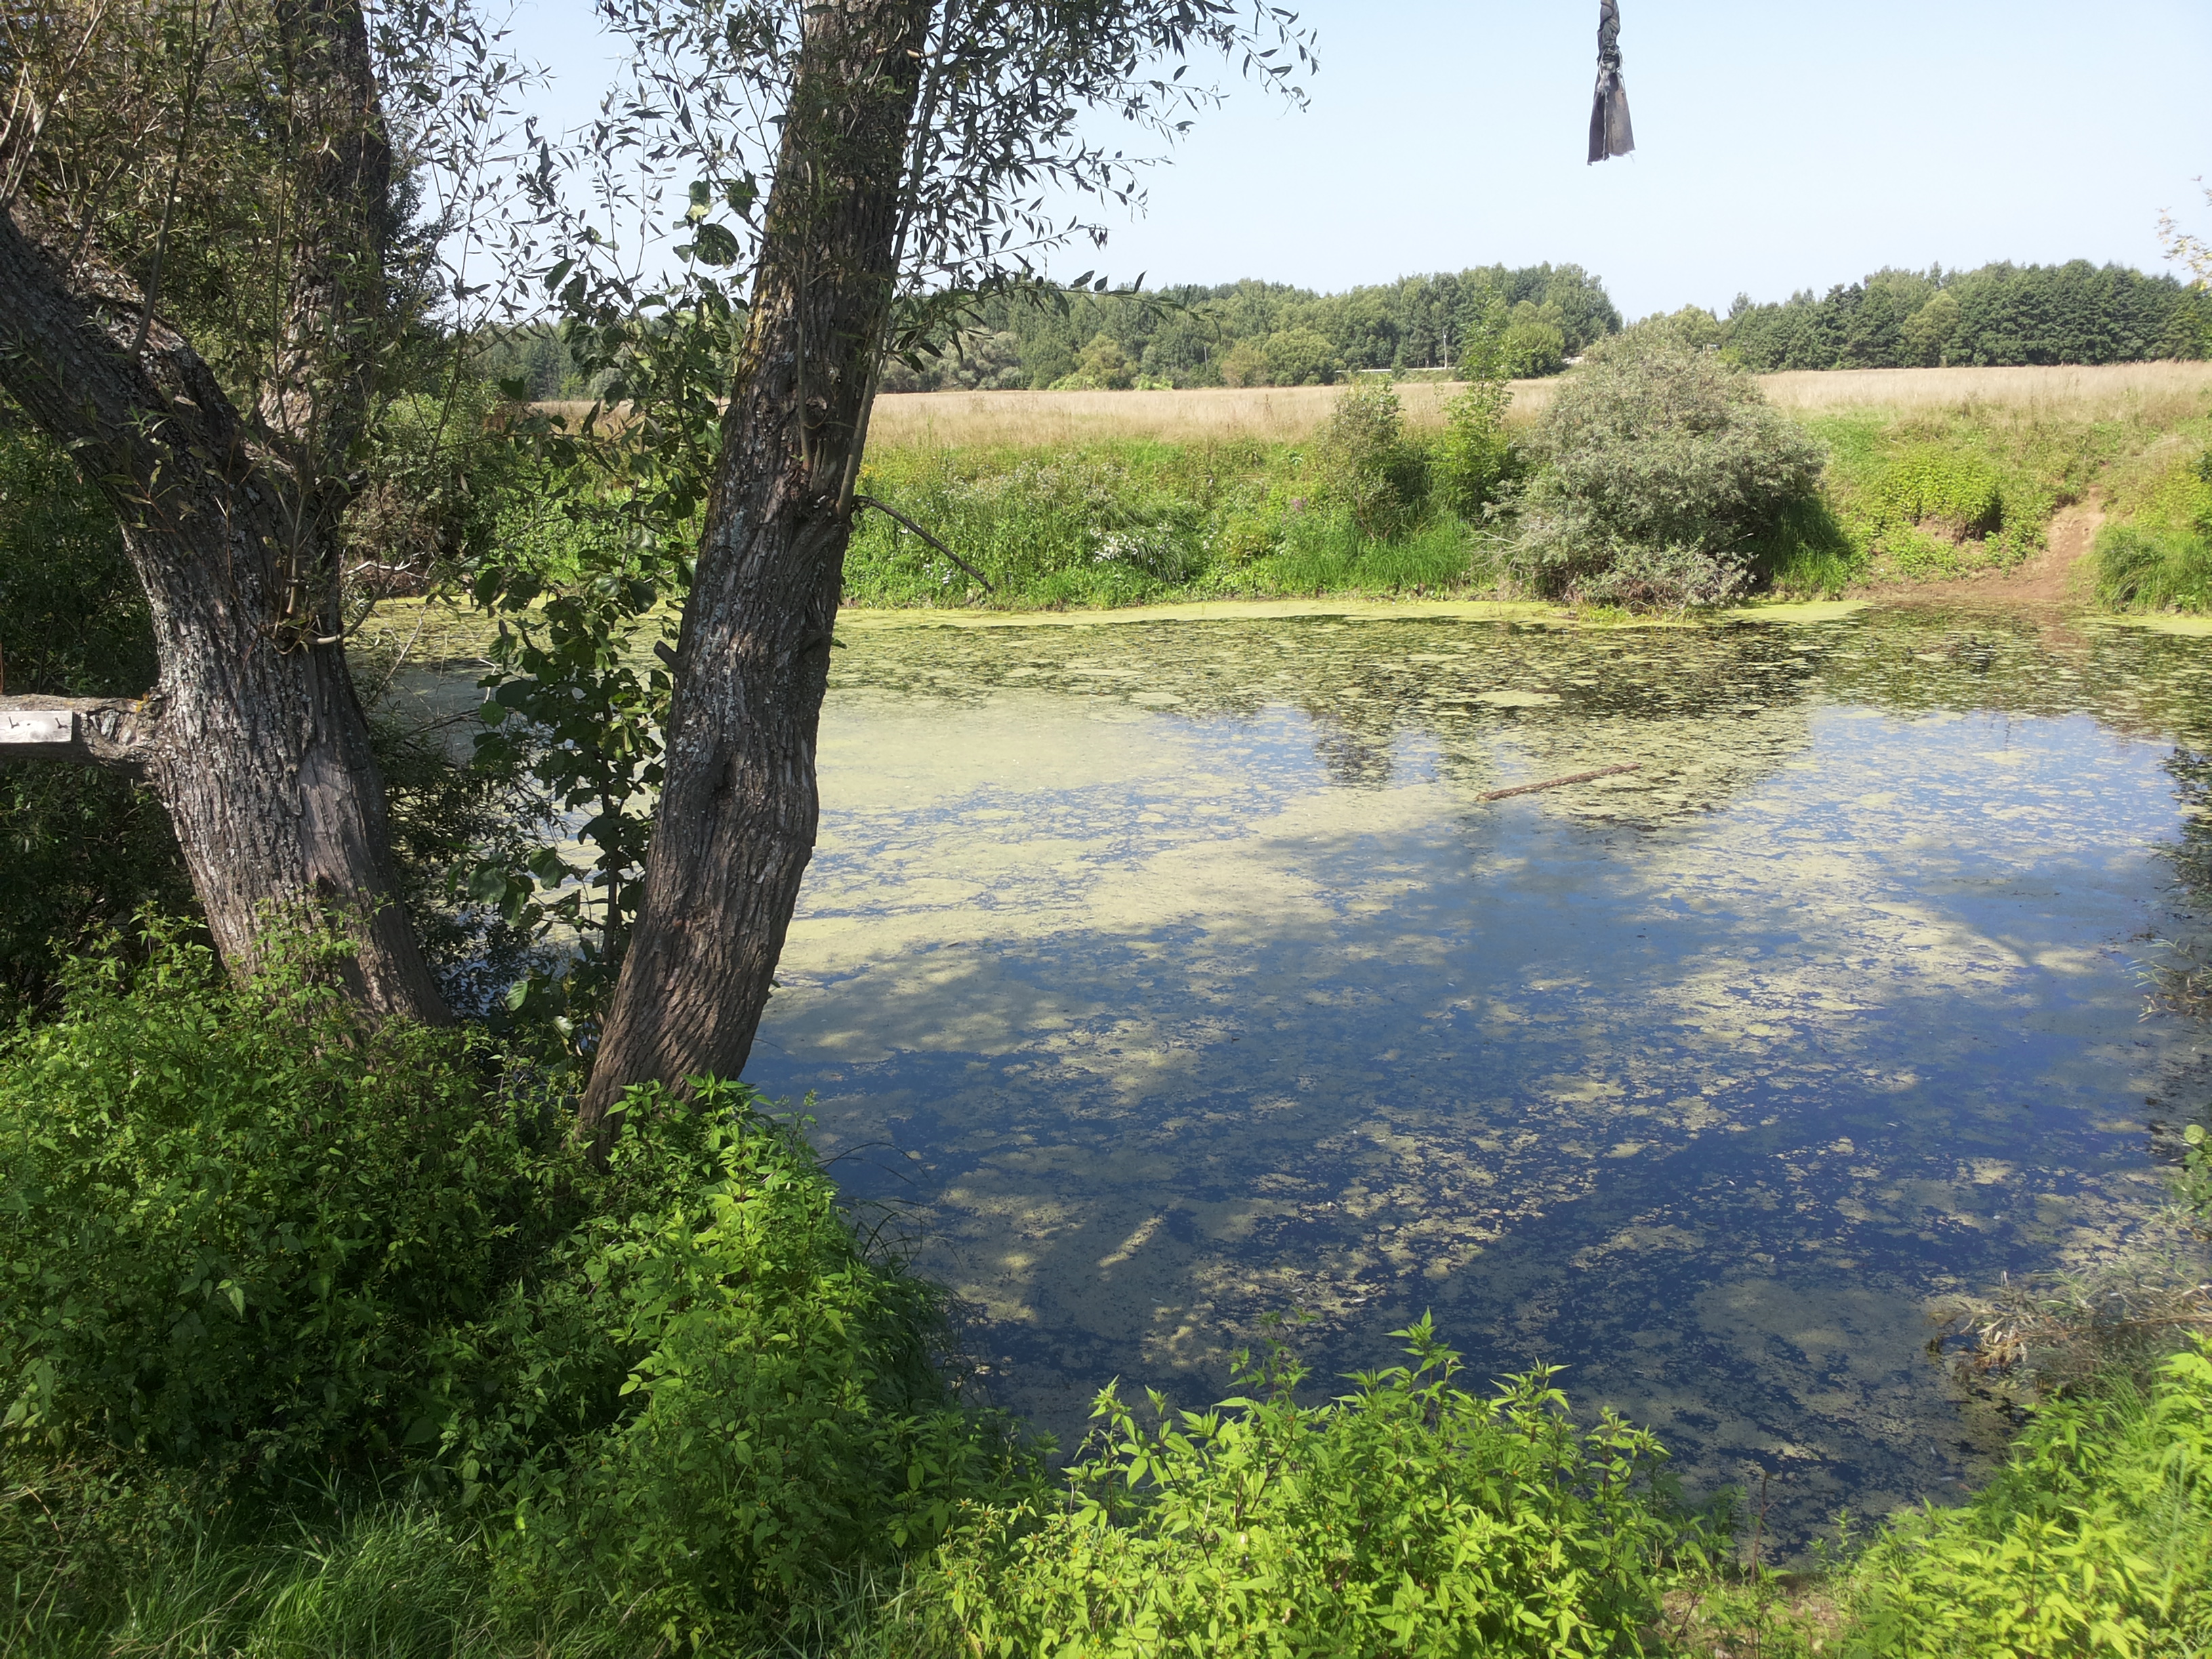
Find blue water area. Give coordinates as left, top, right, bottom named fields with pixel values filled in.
left=733, top=607, right=2211, bottom=1544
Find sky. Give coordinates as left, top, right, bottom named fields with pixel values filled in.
left=514, top=0, right=2212, bottom=320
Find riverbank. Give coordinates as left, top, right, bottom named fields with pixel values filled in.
left=830, top=363, right=2212, bottom=617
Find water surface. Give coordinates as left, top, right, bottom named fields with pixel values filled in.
left=738, top=607, right=2212, bottom=1544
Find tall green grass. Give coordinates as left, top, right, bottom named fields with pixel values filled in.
left=1, top=1496, right=657, bottom=1659
left=2094, top=525, right=2212, bottom=612
left=842, top=438, right=1490, bottom=608
left=2093, top=432, right=2212, bottom=612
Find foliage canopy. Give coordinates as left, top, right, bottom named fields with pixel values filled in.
left=1510, top=327, right=1829, bottom=609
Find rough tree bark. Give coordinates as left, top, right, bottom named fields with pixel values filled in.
left=0, top=0, right=447, bottom=1021
left=577, top=0, right=935, bottom=1133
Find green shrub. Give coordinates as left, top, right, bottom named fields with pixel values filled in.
left=457, top=1078, right=1032, bottom=1647
left=345, top=380, right=530, bottom=593
left=2094, top=445, right=2212, bottom=613
left=1508, top=329, right=1828, bottom=609
left=842, top=439, right=1486, bottom=609
left=0, top=421, right=196, bottom=1019
left=1869, top=448, right=2006, bottom=541
left=1313, top=384, right=1430, bottom=541
left=1434, top=377, right=1515, bottom=520
left=907, top=1317, right=1703, bottom=1658
left=0, top=930, right=1023, bottom=1648
left=841, top=449, right=1208, bottom=606
left=2135, top=446, right=2212, bottom=537
left=1050, top=333, right=1136, bottom=392
left=0, top=924, right=573, bottom=1477
left=1842, top=1338, right=2212, bottom=1658
left=1837, top=443, right=2043, bottom=579
left=1497, top=302, right=1569, bottom=379
left=1261, top=327, right=1343, bottom=388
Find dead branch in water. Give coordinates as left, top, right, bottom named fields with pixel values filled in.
left=1479, top=762, right=1641, bottom=802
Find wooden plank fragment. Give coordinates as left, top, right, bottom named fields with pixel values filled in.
left=0, top=709, right=74, bottom=745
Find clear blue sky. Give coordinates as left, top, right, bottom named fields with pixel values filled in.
left=516, top=0, right=2211, bottom=319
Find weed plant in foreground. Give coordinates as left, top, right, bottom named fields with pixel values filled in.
left=892, top=1320, right=1714, bottom=1657
left=0, top=926, right=1027, bottom=1652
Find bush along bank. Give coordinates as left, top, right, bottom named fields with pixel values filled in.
left=842, top=346, right=2212, bottom=618
left=841, top=379, right=1521, bottom=611
left=0, top=925, right=1031, bottom=1654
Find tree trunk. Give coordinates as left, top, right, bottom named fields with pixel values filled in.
left=0, top=0, right=445, bottom=1021
left=579, top=0, right=935, bottom=1134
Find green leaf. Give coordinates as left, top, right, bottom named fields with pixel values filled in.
left=691, top=222, right=741, bottom=268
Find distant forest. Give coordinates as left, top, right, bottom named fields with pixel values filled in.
left=1717, top=262, right=2209, bottom=373
left=481, top=258, right=2211, bottom=399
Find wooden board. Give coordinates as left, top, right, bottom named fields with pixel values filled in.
left=0, top=710, right=75, bottom=744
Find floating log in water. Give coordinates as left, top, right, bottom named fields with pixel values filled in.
left=1479, top=762, right=1641, bottom=802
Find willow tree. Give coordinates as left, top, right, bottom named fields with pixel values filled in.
left=552, top=1, right=1313, bottom=1132
left=0, top=0, right=517, bottom=1017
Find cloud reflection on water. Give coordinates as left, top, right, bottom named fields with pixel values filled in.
left=739, top=609, right=2210, bottom=1547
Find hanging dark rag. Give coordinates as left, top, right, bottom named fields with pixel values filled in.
left=1588, top=0, right=1635, bottom=163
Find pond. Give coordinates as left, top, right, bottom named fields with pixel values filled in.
left=726, top=602, right=2212, bottom=1547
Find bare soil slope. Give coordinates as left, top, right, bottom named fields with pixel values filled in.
left=1856, top=503, right=2106, bottom=608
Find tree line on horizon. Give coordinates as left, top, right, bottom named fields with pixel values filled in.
left=1716, top=260, right=2210, bottom=372
left=484, top=257, right=2211, bottom=402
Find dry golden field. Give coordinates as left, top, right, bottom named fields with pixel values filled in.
left=533, top=361, right=2212, bottom=451
left=857, top=360, right=2212, bottom=447
left=1749, top=361, right=2212, bottom=420
left=863, top=380, right=1479, bottom=446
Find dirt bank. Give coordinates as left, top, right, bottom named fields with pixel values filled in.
left=1854, top=503, right=2106, bottom=609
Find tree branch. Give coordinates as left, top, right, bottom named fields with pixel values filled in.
left=0, top=201, right=274, bottom=541
left=852, top=491, right=994, bottom=591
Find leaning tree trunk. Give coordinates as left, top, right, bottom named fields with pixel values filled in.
left=0, top=211, right=447, bottom=1021
left=0, top=0, right=445, bottom=1020
left=578, top=0, right=935, bottom=1134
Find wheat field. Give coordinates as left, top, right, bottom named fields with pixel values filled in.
left=533, top=361, right=2212, bottom=451
left=860, top=360, right=2212, bottom=447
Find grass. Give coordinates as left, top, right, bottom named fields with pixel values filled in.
left=1751, top=362, right=2212, bottom=422
left=525, top=365, right=2212, bottom=615
left=2091, top=419, right=2212, bottom=611
left=18, top=1342, right=2210, bottom=1658
left=537, top=364, right=2212, bottom=450
left=5, top=1492, right=512, bottom=1659
left=830, top=366, right=2212, bottom=613
left=841, top=437, right=1496, bottom=610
